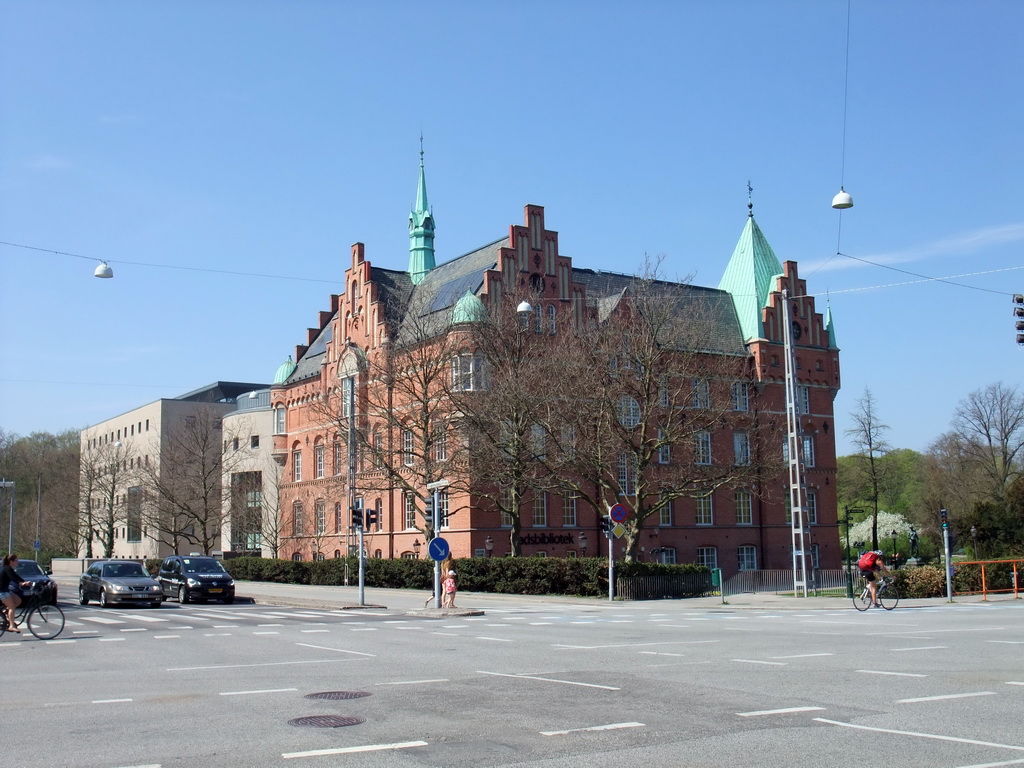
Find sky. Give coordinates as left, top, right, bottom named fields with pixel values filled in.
left=2, top=0, right=1023, bottom=457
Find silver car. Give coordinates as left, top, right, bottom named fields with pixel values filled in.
left=79, top=561, right=164, bottom=608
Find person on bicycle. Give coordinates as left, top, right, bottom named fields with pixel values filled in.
left=1, top=553, right=30, bottom=633
left=857, top=549, right=891, bottom=608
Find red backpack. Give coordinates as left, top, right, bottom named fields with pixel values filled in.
left=857, top=551, right=878, bottom=570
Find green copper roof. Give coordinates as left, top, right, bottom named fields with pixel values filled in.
left=273, top=355, right=296, bottom=385
left=408, top=158, right=436, bottom=285
left=451, top=289, right=485, bottom=324
left=825, top=302, right=838, bottom=349
left=717, top=216, right=784, bottom=342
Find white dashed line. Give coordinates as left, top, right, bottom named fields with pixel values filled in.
left=898, top=692, right=996, bottom=703
left=541, top=722, right=644, bottom=736
left=857, top=670, right=928, bottom=678
left=737, top=707, right=825, bottom=717
left=282, top=741, right=428, bottom=759
left=219, top=688, right=298, bottom=696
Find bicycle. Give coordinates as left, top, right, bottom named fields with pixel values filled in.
left=0, top=585, right=66, bottom=639
left=853, top=575, right=899, bottom=611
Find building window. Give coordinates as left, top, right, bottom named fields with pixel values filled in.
left=696, top=492, right=713, bottom=525
left=695, top=431, right=712, bottom=465
left=657, top=428, right=671, bottom=464
left=659, top=494, right=673, bottom=527
left=292, top=450, right=302, bottom=482
left=274, top=407, right=286, bottom=435
left=659, top=384, right=671, bottom=408
left=315, top=443, right=325, bottom=479
left=810, top=544, right=820, bottom=569
left=562, top=493, right=577, bottom=526
left=315, top=501, right=326, bottom=536
left=402, top=429, right=415, bottom=466
left=658, top=547, right=677, bottom=564
left=250, top=435, right=260, bottom=449
left=735, top=490, right=753, bottom=525
left=547, top=305, right=556, bottom=334
left=802, top=436, right=815, bottom=467
left=618, top=453, right=636, bottom=496
left=126, top=487, right=142, bottom=542
left=404, top=494, right=417, bottom=530
left=452, top=353, right=485, bottom=392
left=334, top=441, right=343, bottom=475
left=618, top=396, right=641, bottom=429
left=561, top=426, right=576, bottom=460
left=798, top=385, right=810, bottom=415
left=733, top=431, right=750, bottom=466
left=530, top=424, right=546, bottom=459
left=434, top=427, right=448, bottom=463
left=341, top=376, right=355, bottom=419
left=500, top=507, right=514, bottom=528
left=691, top=379, right=710, bottom=409
left=532, top=494, right=547, bottom=527
left=738, top=545, right=757, bottom=571
left=438, top=491, right=451, bottom=529
left=374, top=499, right=383, bottom=532
left=334, top=502, right=342, bottom=532
left=732, top=382, right=749, bottom=412
left=292, top=553, right=302, bottom=562
left=292, top=502, right=304, bottom=537
left=696, top=546, right=717, bottom=570
left=807, top=490, right=818, bottom=524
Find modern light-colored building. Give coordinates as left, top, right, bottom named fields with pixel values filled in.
left=79, top=382, right=267, bottom=560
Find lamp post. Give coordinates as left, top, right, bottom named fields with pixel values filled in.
left=484, top=535, right=494, bottom=558
left=578, top=532, right=588, bottom=558
left=970, top=525, right=978, bottom=560
left=413, top=539, right=421, bottom=559
left=0, top=480, right=14, bottom=554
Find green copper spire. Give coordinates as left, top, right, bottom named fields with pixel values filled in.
left=408, top=138, right=435, bottom=285
left=825, top=301, right=838, bottom=349
left=718, top=215, right=784, bottom=342
left=273, top=355, right=296, bottom=384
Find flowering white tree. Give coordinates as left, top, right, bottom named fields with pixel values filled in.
left=850, top=511, right=911, bottom=551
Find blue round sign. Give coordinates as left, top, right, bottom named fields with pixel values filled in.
left=428, top=537, right=450, bottom=562
left=610, top=504, right=628, bottom=523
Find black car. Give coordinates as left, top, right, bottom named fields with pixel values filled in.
left=157, top=555, right=235, bottom=604
left=14, top=559, right=58, bottom=605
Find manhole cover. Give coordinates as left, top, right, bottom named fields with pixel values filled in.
left=288, top=715, right=366, bottom=728
left=304, top=691, right=372, bottom=701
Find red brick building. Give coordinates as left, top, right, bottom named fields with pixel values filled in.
left=270, top=163, right=841, bottom=577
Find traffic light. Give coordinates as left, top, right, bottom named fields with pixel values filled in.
left=1014, top=295, right=1024, bottom=345
left=424, top=495, right=434, bottom=522
left=599, top=516, right=611, bottom=534
left=365, top=508, right=378, bottom=528
left=351, top=507, right=364, bottom=530
left=939, top=507, right=948, bottom=529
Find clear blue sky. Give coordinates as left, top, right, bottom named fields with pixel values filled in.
left=2, top=1, right=1022, bottom=456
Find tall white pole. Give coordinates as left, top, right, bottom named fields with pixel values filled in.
left=433, top=488, right=441, bottom=609
left=2, top=480, right=14, bottom=553
left=781, top=289, right=809, bottom=598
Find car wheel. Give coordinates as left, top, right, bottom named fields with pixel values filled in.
left=79, top=586, right=89, bottom=606
left=99, top=590, right=110, bottom=608
left=177, top=585, right=190, bottom=604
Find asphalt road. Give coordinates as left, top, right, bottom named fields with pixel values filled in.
left=2, top=596, right=1022, bottom=767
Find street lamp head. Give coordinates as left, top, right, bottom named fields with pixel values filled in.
left=94, top=261, right=114, bottom=278
left=412, top=539, right=421, bottom=556
left=484, top=535, right=493, bottom=550
left=516, top=300, right=533, bottom=315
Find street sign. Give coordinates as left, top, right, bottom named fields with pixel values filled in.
left=428, top=537, right=450, bottom=562
left=609, top=504, right=628, bottom=524
left=33, top=540, right=40, bottom=551
left=611, top=523, right=626, bottom=539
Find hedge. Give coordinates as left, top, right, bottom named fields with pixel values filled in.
left=222, top=556, right=708, bottom=598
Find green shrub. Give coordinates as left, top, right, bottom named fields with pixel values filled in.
left=893, top=566, right=946, bottom=598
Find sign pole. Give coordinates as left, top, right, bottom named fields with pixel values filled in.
left=357, top=524, right=365, bottom=606
left=607, top=526, right=614, bottom=602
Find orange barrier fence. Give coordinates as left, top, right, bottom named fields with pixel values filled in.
left=953, top=559, right=1023, bottom=600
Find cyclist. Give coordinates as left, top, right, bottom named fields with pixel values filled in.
left=1, top=553, right=30, bottom=633
left=857, top=549, right=891, bottom=608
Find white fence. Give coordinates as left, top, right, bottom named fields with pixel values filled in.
left=721, top=568, right=849, bottom=597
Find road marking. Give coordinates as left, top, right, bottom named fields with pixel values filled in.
left=72, top=630, right=98, bottom=634
left=93, top=698, right=132, bottom=704
left=121, top=628, right=147, bottom=633
left=295, top=642, right=375, bottom=657
left=253, top=631, right=279, bottom=635
left=737, top=706, right=825, bottom=717
left=168, top=658, right=365, bottom=671
left=46, top=639, right=75, bottom=645
left=79, top=616, right=124, bottom=625
left=114, top=614, right=168, bottom=623
left=476, top=636, right=513, bottom=642
left=99, top=637, right=125, bottom=642
left=204, top=633, right=232, bottom=637
left=732, top=659, right=787, bottom=666
left=212, top=625, right=238, bottom=628
left=871, top=626, right=1005, bottom=636
left=180, top=614, right=211, bottom=621
left=153, top=635, right=181, bottom=639
left=257, top=623, right=284, bottom=627
left=349, top=627, right=377, bottom=632
left=376, top=679, right=449, bottom=686
left=770, top=653, right=834, bottom=659
left=639, top=651, right=687, bottom=657
left=987, top=640, right=1024, bottom=645
left=857, top=669, right=928, bottom=678
left=554, top=640, right=718, bottom=650
left=219, top=687, right=298, bottom=696
left=112, top=764, right=161, bottom=767
left=1007, top=682, right=1024, bottom=686
left=478, top=671, right=619, bottom=690
left=898, top=692, right=997, bottom=703
left=530, top=622, right=553, bottom=626
left=814, top=718, right=1024, bottom=752
left=282, top=741, right=427, bottom=759
left=951, top=758, right=1024, bottom=768
left=300, top=629, right=329, bottom=633
left=167, top=626, right=193, bottom=630
left=541, top=722, right=644, bottom=736
left=891, top=646, right=947, bottom=652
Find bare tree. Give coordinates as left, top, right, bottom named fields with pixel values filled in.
left=950, top=382, right=1024, bottom=507
left=80, top=439, right=139, bottom=558
left=555, top=265, right=774, bottom=561
left=845, top=388, right=891, bottom=550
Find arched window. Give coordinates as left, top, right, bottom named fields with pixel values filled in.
left=291, top=552, right=303, bottom=562
left=547, top=305, right=556, bottom=334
